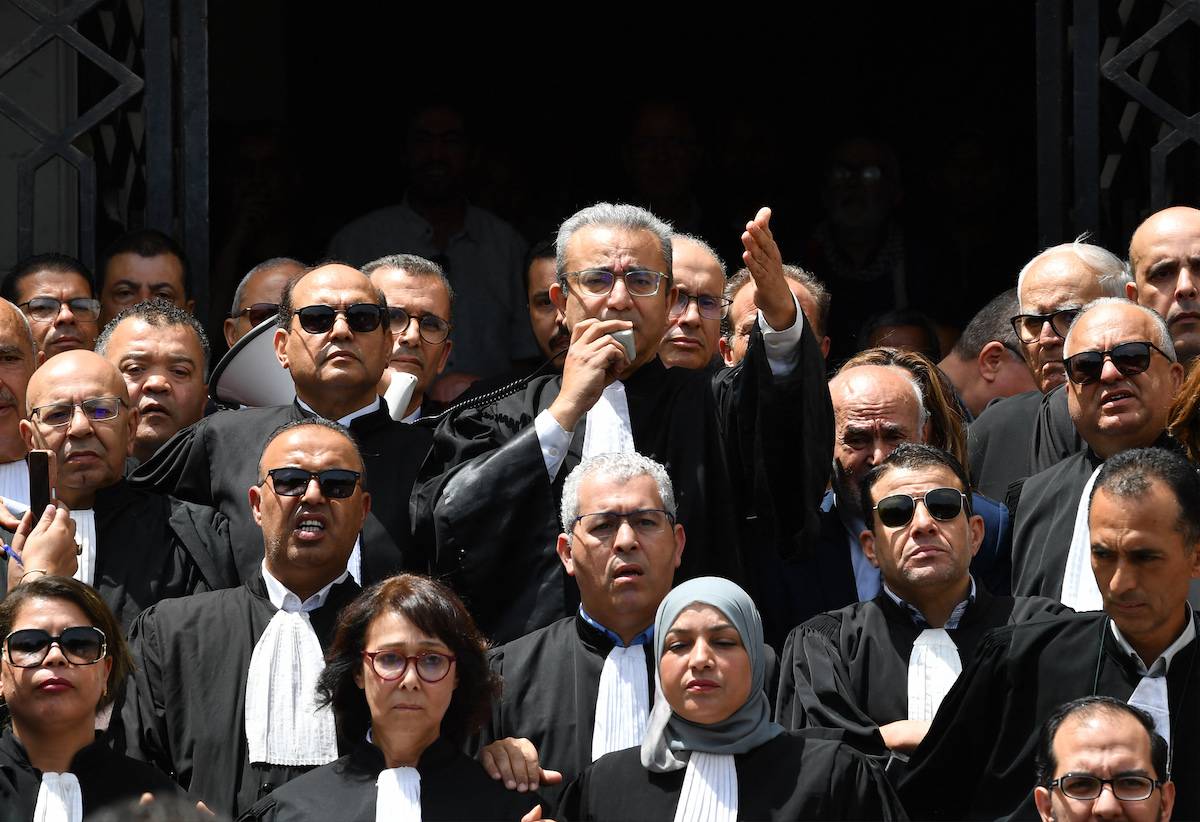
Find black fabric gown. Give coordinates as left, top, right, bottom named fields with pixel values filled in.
left=412, top=320, right=833, bottom=643
left=775, top=588, right=1066, bottom=753
left=129, top=400, right=433, bottom=583
left=238, top=737, right=540, bottom=822
left=0, top=481, right=237, bottom=631
left=112, top=570, right=362, bottom=819
left=899, top=610, right=1200, bottom=820
left=0, top=728, right=181, bottom=822
left=475, top=612, right=778, bottom=813
left=557, top=731, right=907, bottom=822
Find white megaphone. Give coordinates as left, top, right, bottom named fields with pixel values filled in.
left=382, top=370, right=418, bottom=422
left=208, top=317, right=295, bottom=408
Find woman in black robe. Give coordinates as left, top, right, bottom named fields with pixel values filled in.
left=239, top=574, right=542, bottom=822
left=0, top=576, right=180, bottom=822
left=558, top=576, right=906, bottom=822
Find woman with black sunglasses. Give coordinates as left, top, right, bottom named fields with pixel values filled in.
left=240, top=574, right=544, bottom=821
left=0, top=576, right=180, bottom=821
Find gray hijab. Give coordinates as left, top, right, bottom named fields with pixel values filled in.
left=640, top=576, right=784, bottom=772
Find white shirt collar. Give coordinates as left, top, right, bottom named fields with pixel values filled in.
left=1109, top=605, right=1197, bottom=675
left=261, top=561, right=348, bottom=613
left=401, top=406, right=422, bottom=424
left=295, top=396, right=382, bottom=427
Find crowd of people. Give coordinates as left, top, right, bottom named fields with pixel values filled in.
left=0, top=169, right=1198, bottom=821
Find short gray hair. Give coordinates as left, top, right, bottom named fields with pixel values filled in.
left=363, top=253, right=456, bottom=320
left=724, top=265, right=831, bottom=339
left=673, top=234, right=726, bottom=278
left=1016, top=236, right=1130, bottom=307
left=1063, top=296, right=1176, bottom=360
left=230, top=257, right=305, bottom=317
left=555, top=203, right=674, bottom=277
left=560, top=452, right=676, bottom=540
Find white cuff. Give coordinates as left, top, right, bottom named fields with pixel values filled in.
left=759, top=292, right=804, bottom=377
left=535, top=408, right=572, bottom=481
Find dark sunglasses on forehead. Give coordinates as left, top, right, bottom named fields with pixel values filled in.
left=1062, top=340, right=1170, bottom=385
left=4, top=626, right=107, bottom=668
left=295, top=303, right=389, bottom=334
left=874, top=487, right=968, bottom=528
left=231, top=302, right=280, bottom=326
left=261, top=467, right=362, bottom=499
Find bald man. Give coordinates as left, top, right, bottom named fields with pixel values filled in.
left=0, top=350, right=235, bottom=628
left=224, top=257, right=306, bottom=347
left=658, top=235, right=726, bottom=370
left=0, top=299, right=36, bottom=503
left=130, top=263, right=433, bottom=584
left=1127, top=205, right=1200, bottom=363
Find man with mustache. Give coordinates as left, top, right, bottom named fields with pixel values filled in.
left=364, top=254, right=453, bottom=422
left=526, top=239, right=570, bottom=365
left=130, top=263, right=432, bottom=584
left=96, top=299, right=209, bottom=465
left=0, top=350, right=233, bottom=629
left=968, top=240, right=1129, bottom=500
left=1127, top=205, right=1200, bottom=363
left=2, top=253, right=100, bottom=359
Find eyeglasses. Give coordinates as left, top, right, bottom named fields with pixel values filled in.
left=562, top=269, right=667, bottom=298
left=671, top=292, right=732, bottom=320
left=4, top=626, right=107, bottom=667
left=231, top=302, right=280, bottom=326
left=572, top=509, right=675, bottom=542
left=873, top=487, right=967, bottom=528
left=1048, top=773, right=1161, bottom=802
left=1062, top=340, right=1170, bottom=385
left=261, top=467, right=362, bottom=499
left=31, top=397, right=124, bottom=428
left=294, top=304, right=388, bottom=334
left=362, top=650, right=456, bottom=682
left=388, top=307, right=451, bottom=344
left=18, top=297, right=101, bottom=323
left=1010, top=307, right=1081, bottom=343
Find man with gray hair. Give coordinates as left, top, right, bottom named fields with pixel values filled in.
left=363, top=253, right=454, bottom=421
left=721, top=264, right=832, bottom=363
left=473, top=451, right=685, bottom=810
left=223, top=257, right=306, bottom=348
left=937, top=288, right=1037, bottom=421
left=1011, top=298, right=1185, bottom=604
left=969, top=239, right=1129, bottom=500
left=657, top=234, right=726, bottom=370
left=414, top=202, right=832, bottom=643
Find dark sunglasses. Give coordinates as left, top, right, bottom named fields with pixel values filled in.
left=1062, top=340, right=1170, bottom=385
left=262, top=467, right=362, bottom=499
left=874, top=487, right=967, bottom=528
left=231, top=302, right=280, bottom=326
left=4, top=626, right=107, bottom=668
left=295, top=304, right=388, bottom=334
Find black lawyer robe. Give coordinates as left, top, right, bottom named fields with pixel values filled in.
left=557, top=731, right=907, bottom=822
left=238, top=737, right=540, bottom=822
left=412, top=320, right=833, bottom=643
left=112, top=570, right=362, bottom=819
left=0, top=728, right=181, bottom=822
left=898, top=610, right=1200, bottom=820
left=129, top=400, right=433, bottom=583
left=476, top=612, right=779, bottom=813
left=0, top=480, right=237, bottom=632
left=775, top=587, right=1067, bottom=754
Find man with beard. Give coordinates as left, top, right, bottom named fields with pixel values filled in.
left=96, top=299, right=209, bottom=465
left=968, top=239, right=1129, bottom=500
left=1126, top=205, right=1200, bottom=363
left=328, top=102, right=535, bottom=390
left=2, top=253, right=100, bottom=359
left=658, top=235, right=727, bottom=370
left=364, top=254, right=453, bottom=422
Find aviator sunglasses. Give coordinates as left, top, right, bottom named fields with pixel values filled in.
left=261, top=467, right=362, bottom=499
left=873, top=487, right=967, bottom=528
left=1062, top=340, right=1169, bottom=385
left=294, top=303, right=389, bottom=334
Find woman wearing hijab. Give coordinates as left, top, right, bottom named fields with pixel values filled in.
left=0, top=576, right=180, bottom=822
left=239, top=574, right=543, bottom=822
left=559, top=577, right=906, bottom=821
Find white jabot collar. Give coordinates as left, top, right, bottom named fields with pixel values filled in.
left=69, top=509, right=96, bottom=589
left=376, top=766, right=422, bottom=822
left=1061, top=464, right=1105, bottom=610
left=582, top=381, right=635, bottom=459
left=673, top=751, right=737, bottom=822
left=0, top=458, right=30, bottom=504
left=33, top=771, right=82, bottom=822
left=261, top=561, right=348, bottom=613
left=591, top=644, right=651, bottom=761
left=907, top=628, right=963, bottom=721
left=296, top=396, right=381, bottom=427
